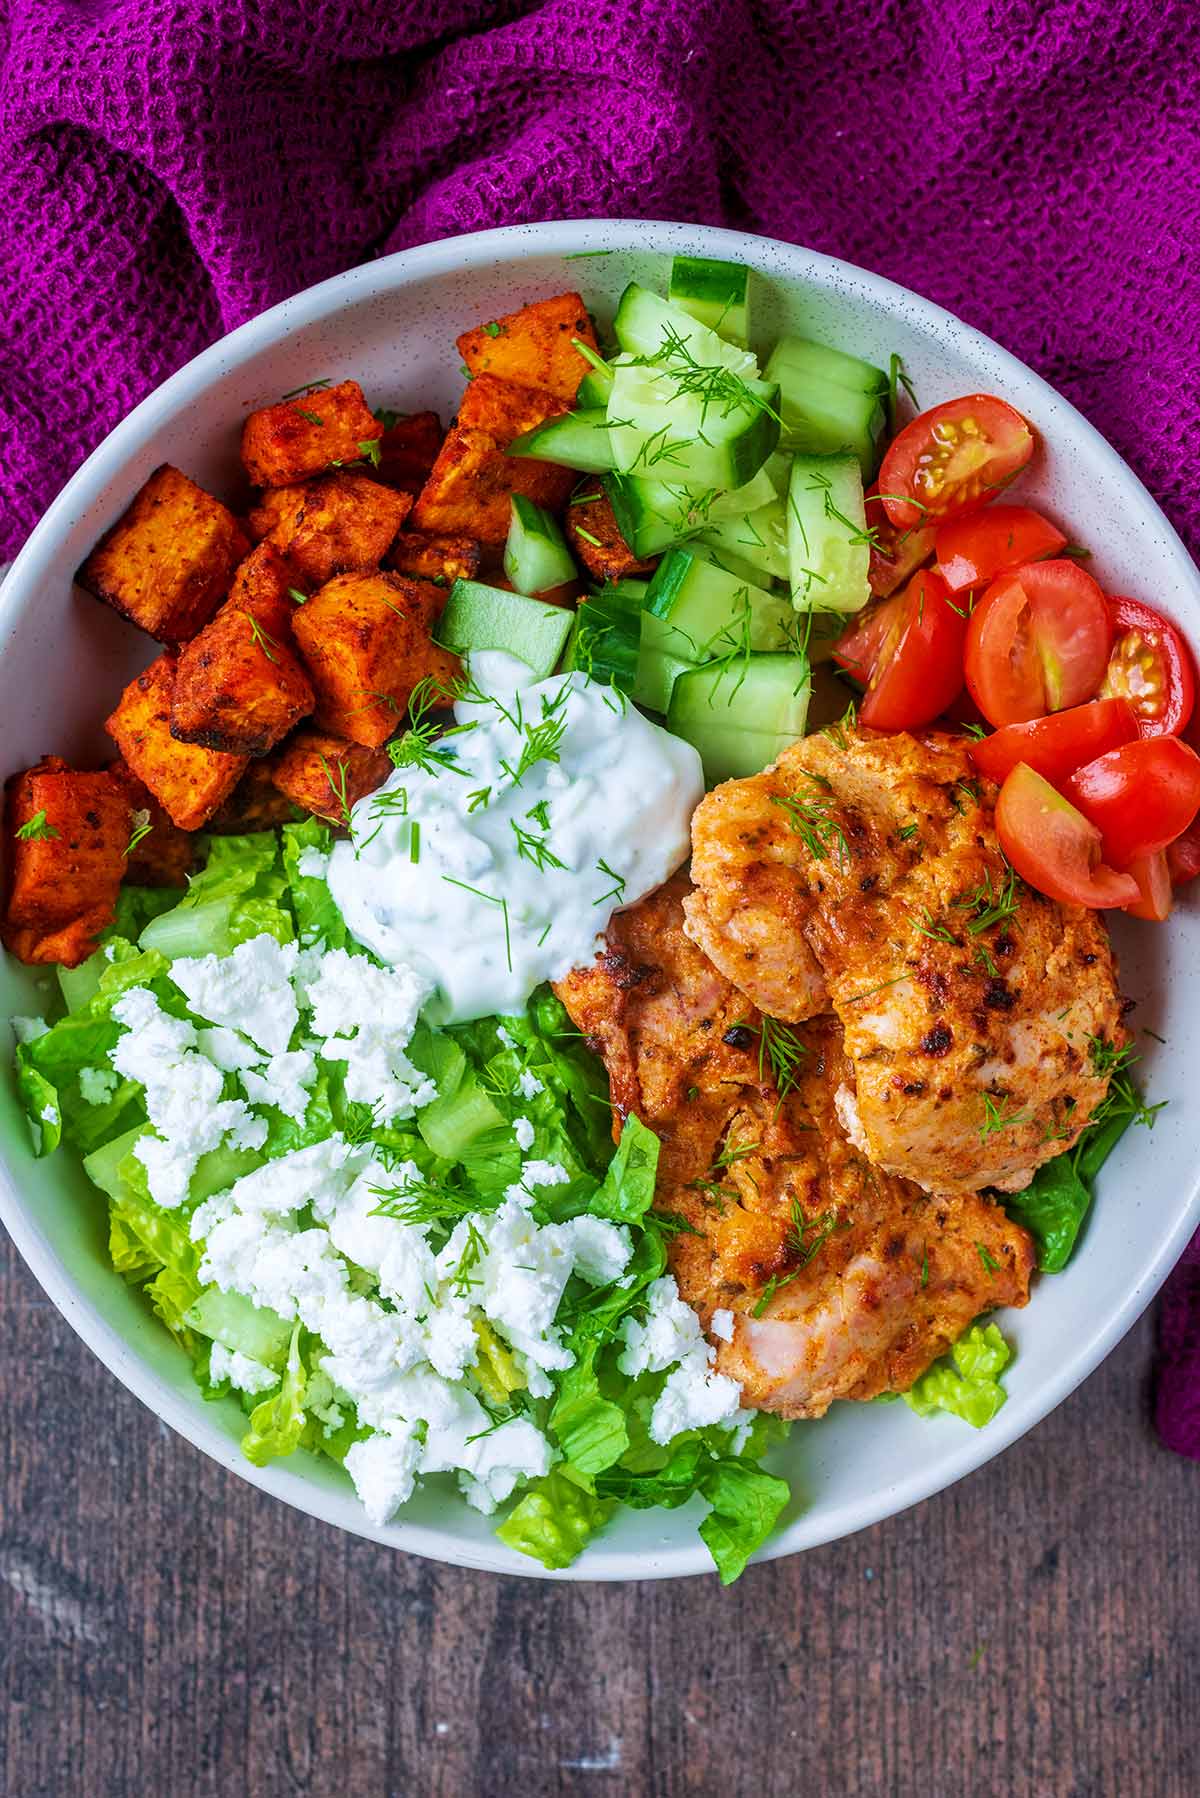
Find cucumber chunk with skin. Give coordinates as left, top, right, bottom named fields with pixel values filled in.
left=645, top=547, right=795, bottom=657
left=765, top=336, right=887, bottom=475
left=634, top=613, right=698, bottom=714
left=667, top=653, right=812, bottom=783
left=603, top=465, right=781, bottom=562
left=612, top=283, right=758, bottom=375
left=607, top=359, right=780, bottom=491
left=507, top=409, right=615, bottom=473
left=668, top=256, right=751, bottom=347
left=699, top=493, right=791, bottom=583
left=437, top=580, right=574, bottom=679
left=576, top=367, right=614, bottom=409
left=787, top=452, right=871, bottom=614
left=503, top=496, right=576, bottom=595
left=562, top=581, right=643, bottom=691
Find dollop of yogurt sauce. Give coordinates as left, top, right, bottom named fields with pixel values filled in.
left=327, top=658, right=704, bottom=1022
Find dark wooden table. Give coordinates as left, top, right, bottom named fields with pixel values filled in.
left=1, top=1230, right=1196, bottom=1798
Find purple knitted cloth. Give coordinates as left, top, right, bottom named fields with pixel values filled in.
left=2, top=0, right=1199, bottom=1447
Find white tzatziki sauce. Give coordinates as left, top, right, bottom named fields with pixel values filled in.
left=327, top=668, right=704, bottom=1023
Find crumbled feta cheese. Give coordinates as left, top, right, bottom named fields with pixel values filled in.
left=303, top=948, right=435, bottom=1124
left=423, top=1304, right=478, bottom=1382
left=496, top=1025, right=516, bottom=1048
left=78, top=1066, right=120, bottom=1106
left=40, top=1102, right=59, bottom=1124
left=564, top=1215, right=631, bottom=1286
left=11, top=1015, right=49, bottom=1044
left=196, top=1025, right=265, bottom=1073
left=222, top=1137, right=359, bottom=1217
left=513, top=1114, right=535, bottom=1151
left=172, top=933, right=300, bottom=1056
left=209, top=1341, right=279, bottom=1395
left=516, top=1068, right=544, bottom=1100
left=650, top=1361, right=742, bottom=1443
left=710, top=1307, right=735, bottom=1343
left=296, top=846, right=331, bottom=881
left=417, top=1384, right=552, bottom=1514
left=515, top=1159, right=569, bottom=1194
left=345, top=1426, right=422, bottom=1526
left=618, top=1276, right=708, bottom=1377
left=111, top=987, right=267, bottom=1208
left=240, top=1048, right=316, bottom=1122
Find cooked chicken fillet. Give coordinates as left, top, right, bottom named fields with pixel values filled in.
left=684, top=727, right=1125, bottom=1193
left=556, top=875, right=1034, bottom=1418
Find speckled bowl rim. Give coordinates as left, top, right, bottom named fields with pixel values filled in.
left=2, top=219, right=1198, bottom=1581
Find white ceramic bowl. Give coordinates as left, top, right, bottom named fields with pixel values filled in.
left=2, top=220, right=1198, bottom=1580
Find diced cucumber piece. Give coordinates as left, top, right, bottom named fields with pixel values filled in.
left=645, top=548, right=795, bottom=657
left=787, top=453, right=870, bottom=614
left=507, top=409, right=615, bottom=473
left=767, top=335, right=888, bottom=398
left=612, top=283, right=758, bottom=377
left=634, top=613, right=698, bottom=714
left=699, top=493, right=790, bottom=583
left=185, top=1288, right=292, bottom=1369
left=764, top=336, right=887, bottom=475
left=668, top=256, right=751, bottom=347
left=437, top=580, right=574, bottom=679
left=607, top=359, right=779, bottom=491
left=699, top=542, right=781, bottom=589
left=563, top=581, right=643, bottom=691
left=667, top=653, right=812, bottom=783
left=602, top=465, right=780, bottom=562
left=576, top=367, right=613, bottom=409
left=503, top=496, right=576, bottom=595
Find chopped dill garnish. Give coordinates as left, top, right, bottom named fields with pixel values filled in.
left=123, top=810, right=153, bottom=858
left=15, top=809, right=59, bottom=842
left=510, top=819, right=566, bottom=872
left=979, top=1094, right=1032, bottom=1141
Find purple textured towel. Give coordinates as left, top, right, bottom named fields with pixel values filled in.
left=1, top=0, right=1199, bottom=1447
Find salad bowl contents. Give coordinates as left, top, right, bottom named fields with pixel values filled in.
left=2, top=231, right=1197, bottom=1580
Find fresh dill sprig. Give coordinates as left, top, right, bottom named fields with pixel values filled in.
left=123, top=809, right=153, bottom=858
left=593, top=857, right=626, bottom=906
left=956, top=863, right=1022, bottom=934
left=240, top=611, right=279, bottom=663
left=770, top=778, right=850, bottom=867
left=15, top=808, right=59, bottom=842
left=316, top=753, right=354, bottom=831
left=510, top=819, right=566, bottom=872
left=979, top=1094, right=1032, bottom=1141
left=387, top=675, right=473, bottom=778
left=753, top=1015, right=807, bottom=1101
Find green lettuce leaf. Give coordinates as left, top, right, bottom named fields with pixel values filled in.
left=241, top=1324, right=309, bottom=1466
left=281, top=819, right=348, bottom=948
left=903, top=1321, right=1011, bottom=1428
left=139, top=832, right=292, bottom=960
left=549, top=1340, right=629, bottom=1476
left=589, top=1114, right=659, bottom=1224
left=496, top=1467, right=614, bottom=1570
left=698, top=1459, right=791, bottom=1585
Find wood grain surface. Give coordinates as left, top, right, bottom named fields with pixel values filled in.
left=0, top=1227, right=1196, bottom=1798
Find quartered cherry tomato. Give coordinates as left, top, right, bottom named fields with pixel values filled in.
left=1123, top=851, right=1173, bottom=922
left=864, top=482, right=937, bottom=598
left=1065, top=736, right=1200, bottom=868
left=832, top=568, right=967, bottom=731
left=995, top=763, right=1138, bottom=910
left=964, top=560, right=1112, bottom=726
left=968, top=696, right=1138, bottom=788
left=1099, top=596, right=1195, bottom=738
left=934, top=505, right=1067, bottom=594
left=878, top=395, right=1035, bottom=532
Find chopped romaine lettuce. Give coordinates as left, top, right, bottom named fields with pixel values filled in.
left=241, top=1324, right=309, bottom=1466
left=903, top=1322, right=1012, bottom=1428
left=495, top=1468, right=614, bottom=1571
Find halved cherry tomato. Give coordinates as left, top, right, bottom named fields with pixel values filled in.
left=968, top=696, right=1138, bottom=787
left=878, top=395, right=1035, bottom=531
left=864, top=483, right=937, bottom=598
left=832, top=568, right=967, bottom=731
left=1099, top=596, right=1195, bottom=739
left=995, top=764, right=1138, bottom=909
left=964, top=560, right=1112, bottom=726
left=1065, top=735, right=1200, bottom=867
left=934, top=505, right=1067, bottom=594
left=1123, top=851, right=1173, bottom=922
left=1167, top=819, right=1200, bottom=885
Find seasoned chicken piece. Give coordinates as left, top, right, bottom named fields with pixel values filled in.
left=556, top=876, right=1034, bottom=1417
left=685, top=727, right=1125, bottom=1193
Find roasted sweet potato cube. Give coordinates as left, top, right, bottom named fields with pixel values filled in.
left=106, top=654, right=248, bottom=831
left=108, top=760, right=195, bottom=887
left=411, top=375, right=573, bottom=543
left=566, top=485, right=656, bottom=583
left=376, top=410, right=443, bottom=493
left=241, top=379, right=382, bottom=487
left=77, top=465, right=249, bottom=642
left=291, top=572, right=460, bottom=747
left=458, top=293, right=599, bottom=402
left=247, top=472, right=411, bottom=586
left=263, top=729, right=391, bottom=825
left=170, top=544, right=315, bottom=755
left=386, top=531, right=481, bottom=586
left=2, top=757, right=130, bottom=964
left=207, top=760, right=303, bottom=834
